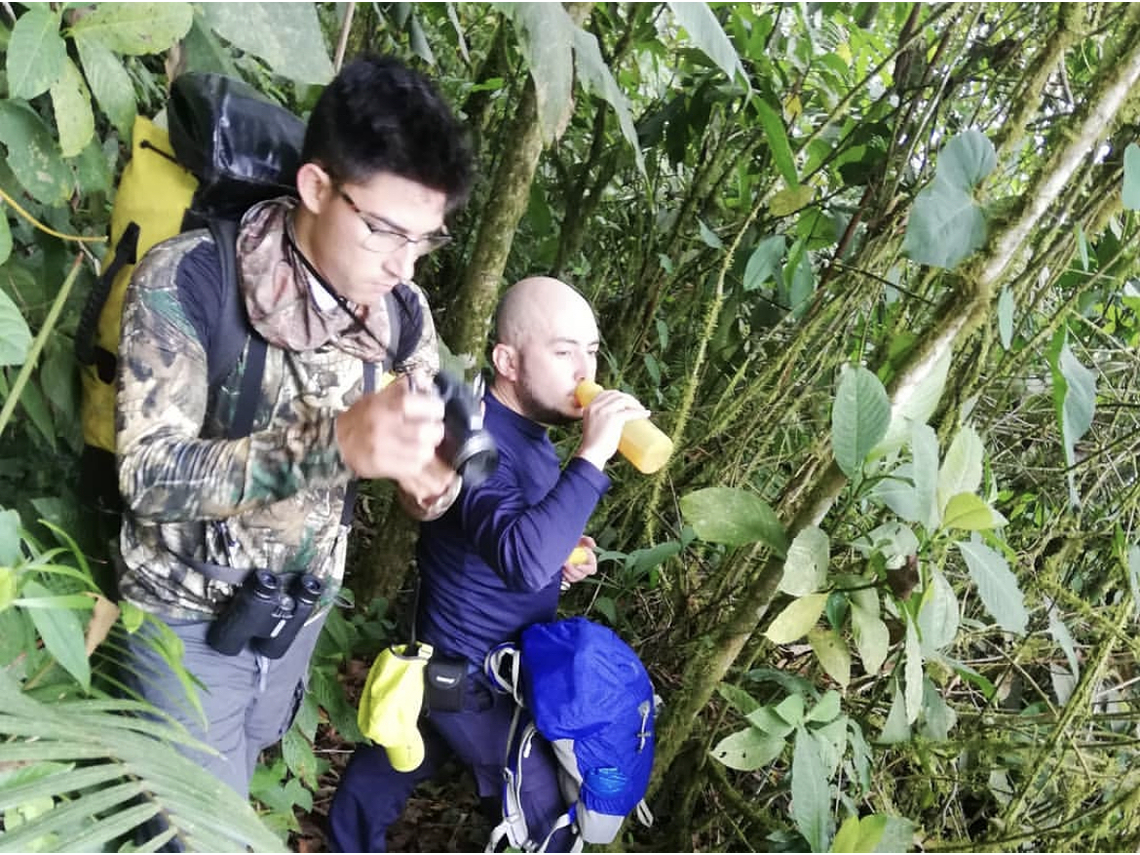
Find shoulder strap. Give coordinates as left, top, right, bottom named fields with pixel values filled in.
left=204, top=217, right=268, bottom=442
left=75, top=221, right=141, bottom=373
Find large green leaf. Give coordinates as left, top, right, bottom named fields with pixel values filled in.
left=917, top=568, right=959, bottom=652
left=49, top=58, right=94, bottom=158
left=1049, top=330, right=1096, bottom=506
left=709, top=727, right=785, bottom=771
left=0, top=214, right=10, bottom=266
left=941, top=492, right=1006, bottom=531
left=791, top=727, right=830, bottom=852
left=997, top=286, right=1014, bottom=350
left=743, top=235, right=786, bottom=291
left=957, top=536, right=1028, bottom=635
left=200, top=3, right=330, bottom=84
left=6, top=6, right=66, bottom=100
left=0, top=286, right=32, bottom=366
left=878, top=679, right=910, bottom=744
left=936, top=425, right=984, bottom=515
left=765, top=593, right=828, bottom=644
left=902, top=177, right=986, bottom=268
left=755, top=98, right=798, bottom=187
left=0, top=507, right=20, bottom=566
left=903, top=617, right=923, bottom=725
left=499, top=3, right=574, bottom=144
left=680, top=487, right=788, bottom=554
left=0, top=671, right=282, bottom=851
left=667, top=2, right=745, bottom=86
left=67, top=3, right=192, bottom=56
left=571, top=27, right=644, bottom=175
left=1129, top=545, right=1140, bottom=621
left=937, top=129, right=997, bottom=191
left=1123, top=142, right=1140, bottom=211
left=851, top=601, right=888, bottom=676
left=873, top=347, right=950, bottom=457
left=780, top=526, right=829, bottom=596
left=20, top=580, right=89, bottom=690
left=74, top=34, right=136, bottom=141
left=808, top=628, right=850, bottom=689
left=911, top=423, right=940, bottom=529
left=831, top=814, right=888, bottom=853
left=832, top=365, right=890, bottom=479
left=0, top=101, right=73, bottom=205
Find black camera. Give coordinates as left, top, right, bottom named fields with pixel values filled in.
left=433, top=371, right=498, bottom=487
left=206, top=571, right=323, bottom=659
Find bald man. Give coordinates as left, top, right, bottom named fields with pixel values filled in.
left=329, top=277, right=650, bottom=852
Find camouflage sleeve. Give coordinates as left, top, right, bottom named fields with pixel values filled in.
left=116, top=238, right=350, bottom=523
left=394, top=282, right=441, bottom=377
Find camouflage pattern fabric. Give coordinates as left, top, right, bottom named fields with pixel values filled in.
left=115, top=206, right=439, bottom=620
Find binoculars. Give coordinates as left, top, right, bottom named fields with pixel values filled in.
left=433, top=371, right=498, bottom=488
left=207, top=570, right=322, bottom=658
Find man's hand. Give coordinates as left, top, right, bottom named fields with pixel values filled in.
left=336, top=374, right=452, bottom=496
left=561, top=535, right=598, bottom=588
left=396, top=457, right=462, bottom=521
left=573, top=389, right=650, bottom=471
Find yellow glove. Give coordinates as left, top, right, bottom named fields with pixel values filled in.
left=357, top=643, right=433, bottom=772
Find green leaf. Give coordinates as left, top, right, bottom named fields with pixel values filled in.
left=18, top=377, right=55, bottom=449
left=851, top=602, right=889, bottom=676
left=832, top=814, right=889, bottom=853
left=716, top=682, right=761, bottom=717
left=680, top=487, right=788, bottom=554
left=0, top=286, right=33, bottom=365
left=874, top=816, right=918, bottom=853
left=904, top=617, right=923, bottom=724
left=743, top=236, right=786, bottom=291
left=755, top=98, right=798, bottom=187
left=698, top=218, right=723, bottom=249
left=878, top=679, right=910, bottom=744
left=808, top=627, right=850, bottom=690
left=997, top=286, right=1014, bottom=350
left=0, top=507, right=21, bottom=565
left=74, top=34, right=136, bottom=141
left=50, top=58, right=94, bottom=158
left=21, top=580, right=90, bottom=689
left=780, top=526, right=829, bottom=596
left=571, top=27, right=644, bottom=175
left=499, top=3, right=574, bottom=143
left=667, top=1, right=744, bottom=85
left=1077, top=223, right=1089, bottom=272
left=0, top=211, right=10, bottom=266
left=902, top=177, right=987, bottom=268
left=957, top=536, right=1028, bottom=635
left=746, top=705, right=796, bottom=738
left=179, top=15, right=241, bottom=78
left=941, top=492, right=1005, bottom=531
left=791, top=727, right=830, bottom=852
left=806, top=690, right=841, bottom=724
left=832, top=365, right=890, bottom=478
left=1124, top=142, right=1140, bottom=210
left=709, top=727, right=785, bottom=771
left=937, top=129, right=996, bottom=191
left=0, top=100, right=73, bottom=205
left=911, top=423, right=940, bottom=528
left=769, top=184, right=814, bottom=217
left=919, top=678, right=957, bottom=741
left=917, top=568, right=959, bottom=652
left=870, top=465, right=920, bottom=522
left=873, top=347, right=951, bottom=456
left=6, top=6, right=66, bottom=100
left=1047, top=608, right=1079, bottom=681
left=201, top=3, right=331, bottom=84
left=775, top=693, right=805, bottom=727
left=1049, top=330, right=1096, bottom=506
left=765, top=593, right=828, bottom=644
left=67, top=3, right=192, bottom=56
left=853, top=521, right=919, bottom=566
left=937, top=425, right=984, bottom=514
left=592, top=595, right=617, bottom=625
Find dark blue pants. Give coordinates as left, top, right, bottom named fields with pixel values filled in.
left=328, top=674, right=573, bottom=852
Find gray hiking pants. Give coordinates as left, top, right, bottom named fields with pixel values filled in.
left=120, top=613, right=325, bottom=797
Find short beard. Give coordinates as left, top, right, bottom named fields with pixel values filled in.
left=517, top=384, right=577, bottom=427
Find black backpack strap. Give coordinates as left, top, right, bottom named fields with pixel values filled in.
left=340, top=363, right=376, bottom=526
left=202, top=217, right=267, bottom=440
left=76, top=221, right=141, bottom=376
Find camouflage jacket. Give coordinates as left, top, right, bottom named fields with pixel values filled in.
left=115, top=213, right=439, bottom=620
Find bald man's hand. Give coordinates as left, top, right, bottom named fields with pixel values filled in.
left=336, top=375, right=453, bottom=494
left=574, top=389, right=650, bottom=472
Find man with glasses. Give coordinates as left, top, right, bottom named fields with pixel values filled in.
left=114, top=54, right=473, bottom=800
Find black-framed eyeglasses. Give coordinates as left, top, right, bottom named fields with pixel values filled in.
left=336, top=186, right=452, bottom=257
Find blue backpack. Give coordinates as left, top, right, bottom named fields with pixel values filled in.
left=484, top=617, right=657, bottom=853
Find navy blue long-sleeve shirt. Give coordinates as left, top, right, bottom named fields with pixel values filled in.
left=416, top=390, right=611, bottom=665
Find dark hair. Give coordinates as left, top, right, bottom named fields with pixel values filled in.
left=301, top=54, right=474, bottom=212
